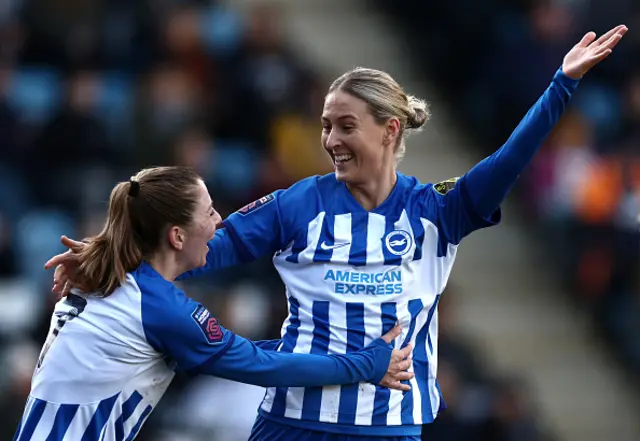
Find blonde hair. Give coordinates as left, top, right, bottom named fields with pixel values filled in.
left=76, top=166, right=202, bottom=296
left=329, top=67, right=430, bottom=161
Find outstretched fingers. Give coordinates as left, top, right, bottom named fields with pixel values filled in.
left=598, top=27, right=627, bottom=52
left=593, top=25, right=627, bottom=47
left=590, top=27, right=627, bottom=63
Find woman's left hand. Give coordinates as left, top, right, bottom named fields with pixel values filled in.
left=562, top=24, right=628, bottom=80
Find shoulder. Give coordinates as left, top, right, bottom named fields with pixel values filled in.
left=132, top=264, right=192, bottom=327
left=233, top=175, right=325, bottom=217
left=282, top=173, right=340, bottom=197
left=401, top=173, right=464, bottom=219
left=253, top=174, right=334, bottom=219
left=133, top=263, right=226, bottom=348
left=396, top=172, right=433, bottom=204
left=282, top=174, right=331, bottom=201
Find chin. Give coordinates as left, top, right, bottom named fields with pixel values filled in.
left=334, top=166, right=354, bottom=182
left=335, top=168, right=362, bottom=184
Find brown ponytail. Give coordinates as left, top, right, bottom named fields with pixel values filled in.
left=77, top=181, right=143, bottom=295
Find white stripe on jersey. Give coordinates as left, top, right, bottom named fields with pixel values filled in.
left=318, top=299, right=349, bottom=423
left=365, top=213, right=386, bottom=264
left=26, top=398, right=57, bottom=440
left=386, top=300, right=411, bottom=426
left=283, top=292, right=315, bottom=420
left=427, top=309, right=441, bottom=415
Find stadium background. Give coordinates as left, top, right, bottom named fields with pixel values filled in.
left=0, top=0, right=638, bottom=440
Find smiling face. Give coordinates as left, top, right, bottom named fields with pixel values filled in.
left=321, top=90, right=398, bottom=185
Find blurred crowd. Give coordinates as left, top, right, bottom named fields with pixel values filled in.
left=0, top=0, right=631, bottom=440
left=379, top=0, right=640, bottom=399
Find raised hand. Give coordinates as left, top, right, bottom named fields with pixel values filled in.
left=562, top=25, right=628, bottom=80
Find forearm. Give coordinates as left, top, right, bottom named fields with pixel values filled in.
left=197, top=335, right=391, bottom=387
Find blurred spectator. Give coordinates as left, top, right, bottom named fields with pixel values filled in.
left=421, top=361, right=476, bottom=441
left=30, top=70, right=114, bottom=217
left=0, top=216, right=17, bottom=277
left=475, top=376, right=543, bottom=441
left=212, top=3, right=311, bottom=148
left=270, top=77, right=333, bottom=182
left=0, top=341, right=39, bottom=439
left=0, top=62, right=30, bottom=227
left=20, top=0, right=103, bottom=70
left=136, top=64, right=202, bottom=166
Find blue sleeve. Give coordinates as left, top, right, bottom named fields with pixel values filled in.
left=432, top=68, right=579, bottom=244
left=176, top=228, right=242, bottom=281
left=253, top=339, right=281, bottom=351
left=191, top=335, right=393, bottom=387
left=140, top=275, right=392, bottom=387
left=142, top=283, right=235, bottom=372
left=222, top=191, right=288, bottom=262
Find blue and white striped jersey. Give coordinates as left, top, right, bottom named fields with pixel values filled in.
left=223, top=172, right=501, bottom=436
left=14, top=263, right=234, bottom=441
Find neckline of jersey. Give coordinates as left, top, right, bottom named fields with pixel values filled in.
left=338, top=172, right=410, bottom=214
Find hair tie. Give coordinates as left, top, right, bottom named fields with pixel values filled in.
left=128, top=179, right=140, bottom=197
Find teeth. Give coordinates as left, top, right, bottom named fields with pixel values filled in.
left=335, top=154, right=353, bottom=162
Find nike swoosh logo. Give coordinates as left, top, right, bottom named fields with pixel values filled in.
left=320, top=241, right=350, bottom=251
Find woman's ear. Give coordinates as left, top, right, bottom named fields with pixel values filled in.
left=384, top=117, right=400, bottom=147
left=167, top=226, right=185, bottom=251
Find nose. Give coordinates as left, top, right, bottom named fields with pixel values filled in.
left=324, top=129, right=341, bottom=151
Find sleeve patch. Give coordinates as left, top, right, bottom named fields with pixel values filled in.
left=237, top=193, right=275, bottom=215
left=433, top=177, right=460, bottom=195
left=191, top=304, right=223, bottom=344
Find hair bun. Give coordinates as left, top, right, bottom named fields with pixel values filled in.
left=406, top=95, right=431, bottom=130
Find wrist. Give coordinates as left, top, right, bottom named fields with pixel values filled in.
left=556, top=67, right=582, bottom=85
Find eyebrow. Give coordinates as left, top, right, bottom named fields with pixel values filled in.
left=321, top=114, right=358, bottom=122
